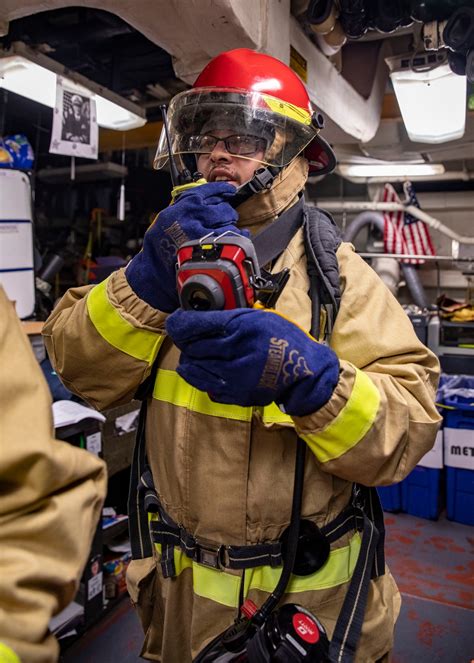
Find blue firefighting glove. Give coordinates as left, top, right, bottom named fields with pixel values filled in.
left=126, top=182, right=244, bottom=312
left=165, top=308, right=340, bottom=416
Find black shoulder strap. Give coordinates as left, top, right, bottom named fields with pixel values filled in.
left=252, top=195, right=305, bottom=268
left=134, top=355, right=160, bottom=401
left=250, top=197, right=342, bottom=341
left=303, top=205, right=342, bottom=340
left=127, top=396, right=154, bottom=559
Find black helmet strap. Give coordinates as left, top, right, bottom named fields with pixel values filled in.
left=229, top=165, right=281, bottom=208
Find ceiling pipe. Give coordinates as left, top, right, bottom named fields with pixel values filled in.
left=338, top=170, right=474, bottom=185
left=341, top=210, right=429, bottom=309
left=340, top=210, right=385, bottom=243
left=358, top=253, right=473, bottom=262
left=317, top=201, right=474, bottom=245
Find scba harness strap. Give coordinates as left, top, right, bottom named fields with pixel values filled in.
left=139, top=469, right=385, bottom=583
left=250, top=196, right=342, bottom=341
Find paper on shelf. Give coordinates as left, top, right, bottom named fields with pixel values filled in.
left=53, top=400, right=106, bottom=428
left=114, top=408, right=140, bottom=435
left=49, top=600, right=84, bottom=634
left=107, top=537, right=132, bottom=554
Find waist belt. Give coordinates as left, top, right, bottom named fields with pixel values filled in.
left=151, top=520, right=283, bottom=575
left=139, top=468, right=385, bottom=583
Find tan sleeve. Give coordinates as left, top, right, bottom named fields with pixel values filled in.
left=43, top=268, right=167, bottom=410
left=0, top=287, right=107, bottom=663
left=293, top=244, right=442, bottom=486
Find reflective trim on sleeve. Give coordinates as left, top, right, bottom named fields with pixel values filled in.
left=261, top=402, right=294, bottom=426
left=87, top=277, right=165, bottom=364
left=300, top=368, right=381, bottom=463
left=151, top=527, right=361, bottom=609
left=153, top=368, right=253, bottom=421
left=0, top=642, right=21, bottom=663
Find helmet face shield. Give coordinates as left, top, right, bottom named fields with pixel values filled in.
left=154, top=88, right=319, bottom=171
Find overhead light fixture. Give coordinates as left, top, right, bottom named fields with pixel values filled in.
left=338, top=163, right=445, bottom=179
left=385, top=52, right=467, bottom=144
left=0, top=42, right=146, bottom=131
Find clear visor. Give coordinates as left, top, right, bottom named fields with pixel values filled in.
left=154, top=87, right=318, bottom=171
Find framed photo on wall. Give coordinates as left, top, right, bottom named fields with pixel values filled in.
left=50, top=77, right=98, bottom=159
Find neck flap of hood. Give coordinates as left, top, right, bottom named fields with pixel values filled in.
left=236, top=156, right=309, bottom=235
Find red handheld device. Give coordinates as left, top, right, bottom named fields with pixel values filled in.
left=177, top=232, right=288, bottom=311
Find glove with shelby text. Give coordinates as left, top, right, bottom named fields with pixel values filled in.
left=126, top=182, right=245, bottom=312
left=165, top=308, right=340, bottom=416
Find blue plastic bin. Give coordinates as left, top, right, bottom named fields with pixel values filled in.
left=446, top=467, right=474, bottom=526
left=397, top=376, right=450, bottom=520
left=401, top=465, right=442, bottom=520
left=400, top=425, right=444, bottom=520
left=377, top=484, right=403, bottom=512
left=444, top=399, right=474, bottom=526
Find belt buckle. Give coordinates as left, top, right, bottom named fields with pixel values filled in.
left=196, top=542, right=225, bottom=570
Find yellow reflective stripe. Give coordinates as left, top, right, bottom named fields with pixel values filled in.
left=152, top=533, right=361, bottom=608
left=153, top=368, right=252, bottom=421
left=244, top=532, right=360, bottom=596
left=301, top=368, right=380, bottom=463
left=87, top=277, right=165, bottom=364
left=261, top=402, right=293, bottom=425
left=262, top=94, right=312, bottom=125
left=0, top=642, right=21, bottom=663
left=153, top=369, right=297, bottom=425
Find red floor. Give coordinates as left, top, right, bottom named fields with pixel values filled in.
left=385, top=513, right=473, bottom=610
left=385, top=512, right=473, bottom=662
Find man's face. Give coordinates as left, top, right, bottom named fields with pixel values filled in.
left=196, top=129, right=265, bottom=188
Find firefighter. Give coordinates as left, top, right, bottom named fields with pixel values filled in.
left=43, top=49, right=441, bottom=662
left=0, top=286, right=106, bottom=663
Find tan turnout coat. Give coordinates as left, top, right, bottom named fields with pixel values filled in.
left=0, top=286, right=106, bottom=663
left=43, top=159, right=441, bottom=662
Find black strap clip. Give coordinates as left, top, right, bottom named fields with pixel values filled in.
left=252, top=268, right=290, bottom=308
left=247, top=166, right=276, bottom=193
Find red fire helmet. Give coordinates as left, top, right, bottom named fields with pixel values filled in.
left=154, top=48, right=336, bottom=176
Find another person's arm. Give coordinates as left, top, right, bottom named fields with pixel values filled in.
left=0, top=287, right=107, bottom=663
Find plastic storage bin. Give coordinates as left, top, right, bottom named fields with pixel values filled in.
left=401, top=429, right=444, bottom=520
left=377, top=484, right=402, bottom=512
left=443, top=395, right=474, bottom=526
left=401, top=466, right=442, bottom=520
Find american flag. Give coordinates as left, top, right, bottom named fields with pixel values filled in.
left=382, top=181, right=436, bottom=265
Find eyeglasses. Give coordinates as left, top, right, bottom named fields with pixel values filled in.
left=184, top=133, right=267, bottom=156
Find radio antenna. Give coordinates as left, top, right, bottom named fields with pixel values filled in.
left=160, top=104, right=191, bottom=187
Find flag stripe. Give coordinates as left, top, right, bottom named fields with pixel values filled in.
left=382, top=182, right=436, bottom=264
